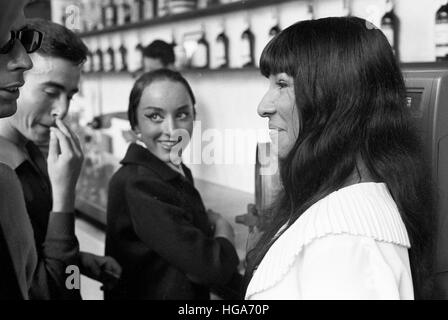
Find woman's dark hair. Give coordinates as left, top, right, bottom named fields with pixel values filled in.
left=244, top=16, right=435, bottom=299
left=128, top=69, right=196, bottom=130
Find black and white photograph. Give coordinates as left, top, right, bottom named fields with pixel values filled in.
left=0, top=0, right=447, bottom=308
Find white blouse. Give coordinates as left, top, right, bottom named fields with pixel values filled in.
left=245, top=182, right=414, bottom=300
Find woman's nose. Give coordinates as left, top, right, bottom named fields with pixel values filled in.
left=257, top=92, right=276, bottom=118
left=162, top=116, right=176, bottom=135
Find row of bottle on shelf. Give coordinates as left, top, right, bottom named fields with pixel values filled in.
left=61, top=0, right=448, bottom=63
left=62, top=0, right=241, bottom=33
left=83, top=22, right=259, bottom=73
left=81, top=0, right=403, bottom=73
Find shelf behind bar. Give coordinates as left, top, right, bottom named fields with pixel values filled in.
left=82, top=66, right=260, bottom=77
left=79, top=0, right=298, bottom=37
left=82, top=63, right=448, bottom=78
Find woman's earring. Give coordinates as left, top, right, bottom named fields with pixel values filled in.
left=136, top=132, right=142, bottom=140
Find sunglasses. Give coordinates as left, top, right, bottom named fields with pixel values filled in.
left=0, top=28, right=44, bottom=54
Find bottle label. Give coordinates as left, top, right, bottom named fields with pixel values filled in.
left=174, top=45, right=187, bottom=69
left=158, top=0, right=168, bottom=17
left=435, top=23, right=448, bottom=58
left=115, top=50, right=123, bottom=71
left=215, top=40, right=226, bottom=67
left=144, top=0, right=154, bottom=19
left=382, top=26, right=394, bottom=48
left=105, top=8, right=114, bottom=26
left=435, top=23, right=448, bottom=45
left=83, top=58, right=91, bottom=73
left=241, top=37, right=251, bottom=66
left=118, top=5, right=131, bottom=25
left=191, top=43, right=208, bottom=68
left=93, top=54, right=99, bottom=72
left=104, top=52, right=112, bottom=71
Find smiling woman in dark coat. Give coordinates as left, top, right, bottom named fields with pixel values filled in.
left=105, top=69, right=241, bottom=300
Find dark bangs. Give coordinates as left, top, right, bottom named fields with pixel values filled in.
left=260, top=29, right=298, bottom=78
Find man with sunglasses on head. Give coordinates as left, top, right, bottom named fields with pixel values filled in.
left=0, top=18, right=122, bottom=300
left=0, top=3, right=90, bottom=300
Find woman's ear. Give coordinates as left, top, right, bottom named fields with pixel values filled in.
left=132, top=126, right=142, bottom=140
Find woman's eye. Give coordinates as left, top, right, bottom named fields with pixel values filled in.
left=177, top=112, right=189, bottom=120
left=276, top=81, right=288, bottom=89
left=146, top=113, right=162, bottom=121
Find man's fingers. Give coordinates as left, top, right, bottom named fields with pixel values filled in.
left=50, top=127, right=73, bottom=156
left=55, top=118, right=72, bottom=137
left=55, top=118, right=82, bottom=157
left=48, top=129, right=60, bottom=160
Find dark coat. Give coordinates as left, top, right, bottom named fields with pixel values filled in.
left=105, top=143, right=240, bottom=300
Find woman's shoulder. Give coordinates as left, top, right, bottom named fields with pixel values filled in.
left=245, top=182, right=411, bottom=299
left=306, top=182, right=410, bottom=245
left=109, top=162, right=163, bottom=189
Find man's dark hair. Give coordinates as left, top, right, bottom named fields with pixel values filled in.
left=142, top=40, right=175, bottom=67
left=26, top=18, right=88, bottom=65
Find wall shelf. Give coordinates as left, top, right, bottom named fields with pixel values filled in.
left=82, top=66, right=259, bottom=77
left=79, top=0, right=298, bottom=37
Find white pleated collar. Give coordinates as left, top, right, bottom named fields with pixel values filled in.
left=245, top=182, right=411, bottom=299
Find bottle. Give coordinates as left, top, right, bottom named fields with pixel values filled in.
left=93, top=48, right=104, bottom=72
left=135, top=43, right=145, bottom=72
left=144, top=0, right=156, bottom=19
left=207, top=0, right=221, bottom=7
left=215, top=25, right=229, bottom=68
left=343, top=0, right=352, bottom=17
left=93, top=1, right=103, bottom=30
left=61, top=7, right=67, bottom=27
left=117, top=0, right=132, bottom=25
left=381, top=0, right=399, bottom=59
left=435, top=1, right=448, bottom=61
left=132, top=0, right=145, bottom=22
left=172, top=30, right=187, bottom=70
left=157, top=0, right=169, bottom=17
left=105, top=46, right=116, bottom=72
left=83, top=51, right=93, bottom=73
left=119, top=43, right=128, bottom=71
left=268, top=8, right=281, bottom=41
left=241, top=20, right=255, bottom=68
left=268, top=24, right=281, bottom=41
left=103, top=0, right=118, bottom=28
left=79, top=1, right=88, bottom=32
left=191, top=29, right=210, bottom=69
left=306, top=0, right=315, bottom=20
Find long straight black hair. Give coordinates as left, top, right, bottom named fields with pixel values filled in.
left=244, top=17, right=435, bottom=299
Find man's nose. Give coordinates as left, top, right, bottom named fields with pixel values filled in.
left=51, top=96, right=69, bottom=120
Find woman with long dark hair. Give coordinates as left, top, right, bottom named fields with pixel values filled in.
left=244, top=17, right=434, bottom=300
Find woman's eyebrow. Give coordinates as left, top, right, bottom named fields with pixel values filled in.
left=142, top=106, right=164, bottom=112
left=176, top=105, right=190, bottom=111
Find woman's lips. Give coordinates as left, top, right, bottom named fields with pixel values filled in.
left=158, top=140, right=179, bottom=150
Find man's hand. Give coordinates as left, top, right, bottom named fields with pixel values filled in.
left=79, top=252, right=122, bottom=290
left=48, top=118, right=84, bottom=212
